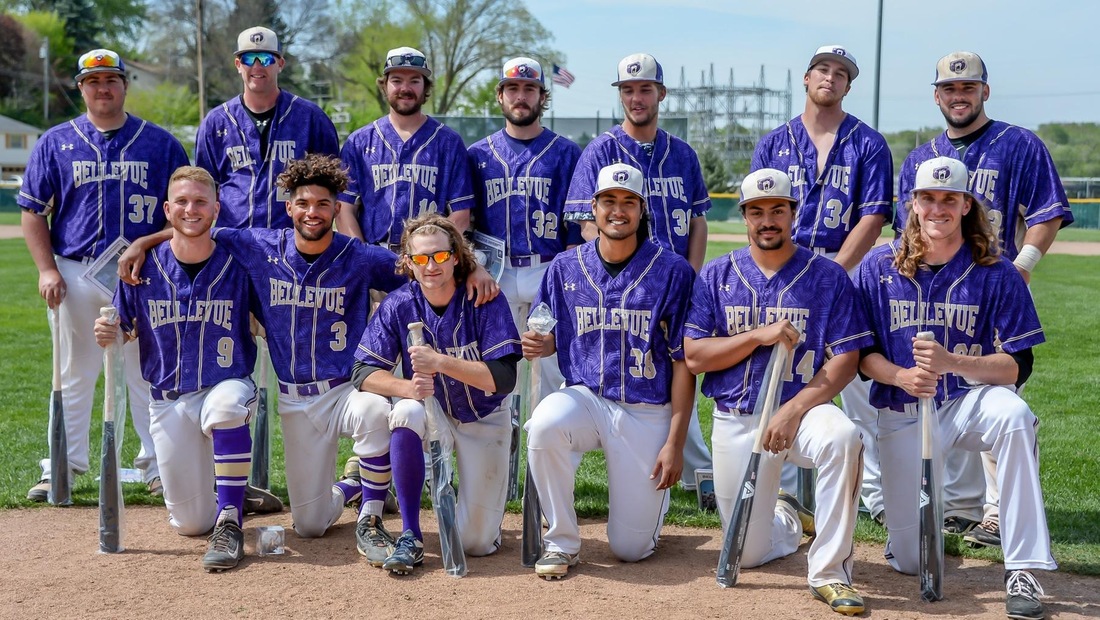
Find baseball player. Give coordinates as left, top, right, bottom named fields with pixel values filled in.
left=684, top=168, right=871, bottom=615
left=19, top=49, right=189, bottom=501
left=195, top=26, right=339, bottom=229
left=352, top=213, right=522, bottom=574
left=523, top=163, right=696, bottom=579
left=468, top=56, right=581, bottom=404
left=857, top=157, right=1055, bottom=620
left=94, top=166, right=262, bottom=572
left=752, top=45, right=893, bottom=524
left=895, top=52, right=1074, bottom=544
left=563, top=53, right=712, bottom=490
left=338, top=47, right=474, bottom=247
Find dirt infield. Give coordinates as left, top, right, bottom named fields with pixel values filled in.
left=1, top=507, right=1096, bottom=620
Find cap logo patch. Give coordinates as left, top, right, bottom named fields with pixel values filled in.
left=627, top=62, right=641, bottom=75
left=250, top=32, right=264, bottom=43
left=950, top=59, right=967, bottom=73
left=518, top=64, right=530, bottom=77
left=613, top=170, right=629, bottom=183
left=933, top=166, right=952, bottom=181
left=757, top=176, right=775, bottom=192
left=832, top=47, right=846, bottom=56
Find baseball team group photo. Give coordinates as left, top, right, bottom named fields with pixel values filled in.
left=1, top=3, right=1098, bottom=619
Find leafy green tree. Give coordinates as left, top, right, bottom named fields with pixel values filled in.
left=335, top=0, right=421, bottom=124
left=124, top=82, right=200, bottom=151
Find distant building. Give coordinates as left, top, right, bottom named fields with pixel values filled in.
left=0, top=114, right=41, bottom=177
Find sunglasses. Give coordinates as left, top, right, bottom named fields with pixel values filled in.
left=80, top=53, right=122, bottom=69
left=407, top=250, right=454, bottom=266
left=386, top=54, right=428, bottom=69
left=239, top=51, right=279, bottom=67
left=503, top=64, right=542, bottom=80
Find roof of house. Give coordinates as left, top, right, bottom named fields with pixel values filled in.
left=0, top=115, right=43, bottom=135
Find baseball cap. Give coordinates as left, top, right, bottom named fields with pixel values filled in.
left=236, top=26, right=281, bottom=56
left=911, top=157, right=977, bottom=199
left=595, top=163, right=645, bottom=200
left=384, top=47, right=431, bottom=77
left=807, top=45, right=859, bottom=81
left=932, top=51, right=988, bottom=85
left=739, top=169, right=796, bottom=207
left=499, top=57, right=544, bottom=87
left=612, top=53, right=664, bottom=86
left=75, top=49, right=126, bottom=82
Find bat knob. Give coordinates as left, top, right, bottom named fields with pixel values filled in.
left=915, top=330, right=935, bottom=342
left=100, top=306, right=118, bottom=322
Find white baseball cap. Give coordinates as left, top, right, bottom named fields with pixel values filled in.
left=75, top=49, right=126, bottom=82
left=595, top=163, right=645, bottom=200
left=499, top=57, right=545, bottom=87
left=807, top=45, right=859, bottom=81
left=384, top=46, right=431, bottom=77
left=236, top=27, right=281, bottom=56
left=911, top=157, right=978, bottom=200
left=932, top=51, right=988, bottom=85
left=612, top=53, right=664, bottom=86
left=740, top=169, right=796, bottom=207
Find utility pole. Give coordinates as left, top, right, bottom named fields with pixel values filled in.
left=40, top=37, right=49, bottom=122
left=197, top=0, right=206, bottom=118
left=872, top=0, right=883, bottom=129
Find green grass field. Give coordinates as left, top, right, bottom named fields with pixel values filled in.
left=1, top=238, right=1097, bottom=574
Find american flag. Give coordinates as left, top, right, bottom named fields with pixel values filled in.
left=552, top=64, right=575, bottom=88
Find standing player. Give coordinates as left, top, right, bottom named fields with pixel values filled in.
left=752, top=45, right=893, bottom=523
left=523, top=163, right=696, bottom=579
left=563, top=53, right=711, bottom=490
left=684, top=169, right=870, bottom=615
left=857, top=157, right=1055, bottom=620
left=895, top=52, right=1074, bottom=543
left=468, top=56, right=581, bottom=403
left=95, top=166, right=260, bottom=572
left=19, top=49, right=189, bottom=501
left=196, top=26, right=339, bottom=229
left=338, top=47, right=474, bottom=247
left=352, top=213, right=522, bottom=574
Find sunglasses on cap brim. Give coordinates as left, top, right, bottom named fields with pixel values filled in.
left=386, top=54, right=428, bottom=70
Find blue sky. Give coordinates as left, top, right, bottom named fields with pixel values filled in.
left=527, top=1, right=1099, bottom=133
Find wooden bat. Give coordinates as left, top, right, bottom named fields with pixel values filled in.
left=916, top=330, right=944, bottom=602
left=98, top=307, right=124, bottom=553
left=521, top=307, right=554, bottom=568
left=507, top=394, right=521, bottom=502
left=408, top=322, right=467, bottom=577
left=716, top=338, right=793, bottom=588
left=250, top=336, right=271, bottom=490
left=48, top=306, right=71, bottom=506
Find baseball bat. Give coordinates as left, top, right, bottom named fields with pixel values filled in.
left=716, top=337, right=793, bottom=588
left=916, top=330, right=944, bottom=602
left=48, top=306, right=71, bottom=506
left=507, top=393, right=521, bottom=502
left=99, top=307, right=124, bottom=553
left=250, top=336, right=270, bottom=489
left=521, top=307, right=554, bottom=568
left=408, top=322, right=467, bottom=578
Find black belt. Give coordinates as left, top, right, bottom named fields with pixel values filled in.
left=150, top=387, right=182, bottom=401
left=278, top=377, right=349, bottom=399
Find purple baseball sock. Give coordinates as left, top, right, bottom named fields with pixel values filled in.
left=390, top=427, right=425, bottom=539
left=212, top=425, right=251, bottom=525
left=357, top=454, right=391, bottom=518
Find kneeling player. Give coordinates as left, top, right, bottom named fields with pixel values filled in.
left=684, top=169, right=870, bottom=615
left=95, top=167, right=264, bottom=572
left=522, top=164, right=696, bottom=579
left=352, top=214, right=521, bottom=574
left=856, top=157, right=1056, bottom=620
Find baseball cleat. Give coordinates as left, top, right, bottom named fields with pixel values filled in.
left=942, top=515, right=978, bottom=535
left=243, top=484, right=284, bottom=515
left=356, top=514, right=395, bottom=567
left=778, top=490, right=816, bottom=537
left=535, top=550, right=579, bottom=580
left=965, top=519, right=1001, bottom=548
left=382, top=530, right=424, bottom=575
left=1005, top=570, right=1045, bottom=620
left=147, top=477, right=163, bottom=497
left=27, top=479, right=50, bottom=502
left=810, top=582, right=866, bottom=616
left=202, top=508, right=244, bottom=573
left=337, top=457, right=363, bottom=507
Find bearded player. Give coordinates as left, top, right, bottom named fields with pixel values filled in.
left=196, top=26, right=339, bottom=229
left=752, top=45, right=893, bottom=524
left=352, top=214, right=522, bottom=574
left=563, top=53, right=712, bottom=491
left=684, top=169, right=870, bottom=615
left=857, top=157, right=1055, bottom=620
left=468, top=56, right=581, bottom=404
left=95, top=166, right=260, bottom=572
left=895, top=52, right=1074, bottom=545
left=523, top=163, right=695, bottom=579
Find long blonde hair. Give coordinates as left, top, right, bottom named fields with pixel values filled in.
left=894, top=192, right=1001, bottom=277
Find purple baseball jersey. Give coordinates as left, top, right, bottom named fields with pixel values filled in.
left=468, top=128, right=582, bottom=256
left=855, top=241, right=1045, bottom=411
left=563, top=125, right=711, bottom=258
left=894, top=121, right=1073, bottom=259
left=18, top=114, right=189, bottom=260
left=533, top=239, right=695, bottom=405
left=195, top=91, right=339, bottom=229
left=340, top=116, right=474, bottom=246
left=114, top=241, right=257, bottom=393
left=354, top=283, right=521, bottom=423
left=751, top=114, right=894, bottom=253
left=684, top=246, right=873, bottom=413
left=211, top=228, right=406, bottom=383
